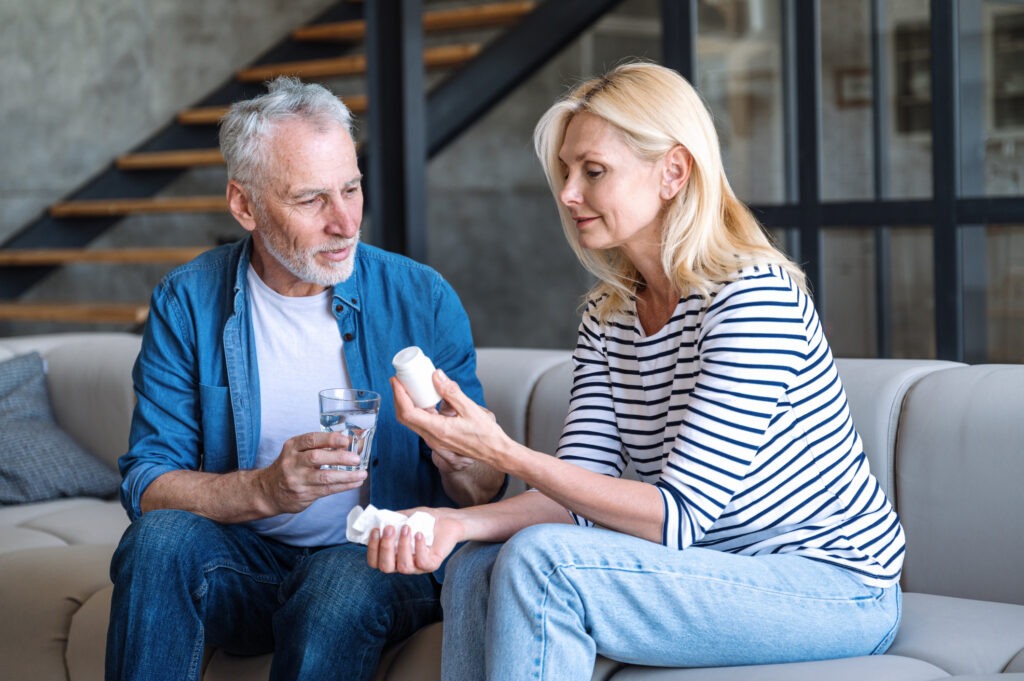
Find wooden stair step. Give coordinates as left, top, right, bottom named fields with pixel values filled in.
left=51, top=196, right=228, bottom=218
left=178, top=94, right=368, bottom=125
left=0, top=247, right=208, bottom=266
left=236, top=43, right=481, bottom=82
left=117, top=148, right=224, bottom=170
left=0, top=302, right=149, bottom=324
left=293, top=1, right=535, bottom=42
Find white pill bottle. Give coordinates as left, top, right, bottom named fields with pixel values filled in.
left=392, top=346, right=442, bottom=409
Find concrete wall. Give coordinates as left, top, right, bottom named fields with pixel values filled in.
left=0, top=0, right=336, bottom=245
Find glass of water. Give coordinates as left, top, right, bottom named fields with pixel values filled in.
left=318, top=388, right=381, bottom=471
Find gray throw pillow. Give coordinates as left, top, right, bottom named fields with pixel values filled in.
left=0, top=351, right=121, bottom=504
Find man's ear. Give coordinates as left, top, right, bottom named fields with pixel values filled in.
left=660, top=145, right=692, bottom=201
left=227, top=180, right=258, bottom=233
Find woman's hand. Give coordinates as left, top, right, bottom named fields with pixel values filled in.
left=366, top=507, right=466, bottom=574
left=391, top=370, right=509, bottom=469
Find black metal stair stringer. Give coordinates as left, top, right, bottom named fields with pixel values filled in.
left=425, top=0, right=626, bottom=158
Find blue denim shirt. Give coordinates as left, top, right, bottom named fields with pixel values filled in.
left=119, top=238, right=489, bottom=523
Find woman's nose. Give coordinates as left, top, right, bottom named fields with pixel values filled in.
left=559, top=176, right=581, bottom=207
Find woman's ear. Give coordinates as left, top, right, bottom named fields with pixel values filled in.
left=660, top=145, right=692, bottom=200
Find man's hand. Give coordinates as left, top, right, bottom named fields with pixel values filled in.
left=366, top=508, right=465, bottom=575
left=431, top=448, right=476, bottom=472
left=258, top=431, right=367, bottom=514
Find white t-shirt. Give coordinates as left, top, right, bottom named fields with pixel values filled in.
left=243, top=264, right=359, bottom=546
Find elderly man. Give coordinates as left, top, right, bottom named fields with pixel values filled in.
left=106, top=77, right=504, bottom=681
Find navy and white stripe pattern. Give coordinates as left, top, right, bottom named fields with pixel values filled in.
left=558, top=265, right=905, bottom=587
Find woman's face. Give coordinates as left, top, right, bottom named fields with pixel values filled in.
left=557, top=112, right=666, bottom=253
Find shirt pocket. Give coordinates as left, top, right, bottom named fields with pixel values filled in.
left=198, top=383, right=234, bottom=470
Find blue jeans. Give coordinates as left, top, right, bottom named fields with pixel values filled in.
left=441, top=524, right=901, bottom=681
left=106, top=509, right=441, bottom=681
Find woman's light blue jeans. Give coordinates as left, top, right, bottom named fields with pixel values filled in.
left=106, top=509, right=441, bottom=681
left=441, top=524, right=901, bottom=681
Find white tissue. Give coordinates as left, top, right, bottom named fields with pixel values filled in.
left=346, top=504, right=435, bottom=549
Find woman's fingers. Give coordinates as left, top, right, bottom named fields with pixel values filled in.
left=432, top=369, right=475, bottom=416
left=374, top=527, right=398, bottom=573
left=395, top=526, right=417, bottom=573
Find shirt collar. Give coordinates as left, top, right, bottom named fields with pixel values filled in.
left=330, top=246, right=362, bottom=312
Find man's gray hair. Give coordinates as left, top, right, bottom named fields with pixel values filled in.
left=219, top=76, right=353, bottom=190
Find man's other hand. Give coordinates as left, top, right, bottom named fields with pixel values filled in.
left=258, top=431, right=367, bottom=514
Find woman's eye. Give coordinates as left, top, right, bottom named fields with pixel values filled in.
left=586, top=169, right=603, bottom=178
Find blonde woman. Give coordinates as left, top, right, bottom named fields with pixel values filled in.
left=367, top=62, right=904, bottom=681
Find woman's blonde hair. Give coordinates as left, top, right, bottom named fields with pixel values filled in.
left=533, top=61, right=806, bottom=320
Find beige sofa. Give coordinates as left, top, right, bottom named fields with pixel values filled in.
left=1, top=332, right=1022, bottom=681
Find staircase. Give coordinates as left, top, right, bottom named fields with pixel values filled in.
left=0, top=0, right=620, bottom=332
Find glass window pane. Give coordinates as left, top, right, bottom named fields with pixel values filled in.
left=696, top=0, right=785, bottom=203
left=959, top=1, right=1024, bottom=197
left=819, top=0, right=932, bottom=200
left=822, top=228, right=878, bottom=357
left=821, top=226, right=935, bottom=359
left=888, top=227, right=936, bottom=358
left=987, top=225, right=1024, bottom=362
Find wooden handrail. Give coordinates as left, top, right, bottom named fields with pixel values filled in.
left=293, top=1, right=535, bottom=41
left=0, top=302, right=150, bottom=324
left=117, top=149, right=224, bottom=170
left=51, top=196, right=228, bottom=218
left=178, top=94, right=369, bottom=125
left=0, top=247, right=209, bottom=266
left=236, top=43, right=481, bottom=82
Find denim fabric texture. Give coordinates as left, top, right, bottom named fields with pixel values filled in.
left=118, top=237, right=488, bottom=523
left=441, top=525, right=902, bottom=681
left=107, top=510, right=441, bottom=681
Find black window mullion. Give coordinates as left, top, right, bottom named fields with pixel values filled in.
left=930, top=0, right=963, bottom=361
left=794, top=0, right=823, bottom=307
left=366, top=0, right=427, bottom=262
left=661, top=0, right=696, bottom=83
left=871, top=0, right=892, bottom=358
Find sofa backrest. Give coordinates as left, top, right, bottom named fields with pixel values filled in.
left=834, top=358, right=963, bottom=502
left=0, top=333, right=141, bottom=470
left=895, top=364, right=1024, bottom=605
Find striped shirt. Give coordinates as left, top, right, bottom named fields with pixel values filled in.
left=557, top=265, right=905, bottom=587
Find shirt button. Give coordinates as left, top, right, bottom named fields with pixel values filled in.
left=372, top=459, right=380, bottom=467
left=343, top=332, right=355, bottom=341
left=334, top=304, right=343, bottom=313
left=351, top=298, right=357, bottom=304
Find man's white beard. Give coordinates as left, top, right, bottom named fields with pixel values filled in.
left=257, top=224, right=361, bottom=287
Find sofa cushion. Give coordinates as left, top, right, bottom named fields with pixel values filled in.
left=0, top=352, right=121, bottom=505
left=66, top=584, right=112, bottom=681
left=0, top=498, right=129, bottom=555
left=886, top=592, right=1024, bottom=676
left=0, top=544, right=114, bottom=681
left=607, top=654, right=949, bottom=680
left=896, top=365, right=1024, bottom=604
